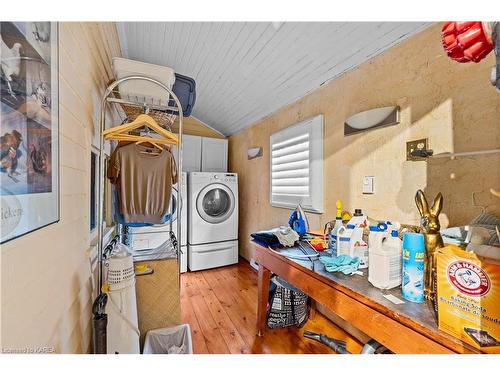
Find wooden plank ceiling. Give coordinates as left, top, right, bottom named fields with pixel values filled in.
left=117, top=22, right=430, bottom=136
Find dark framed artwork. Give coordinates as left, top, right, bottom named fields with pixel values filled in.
left=1, top=22, right=59, bottom=243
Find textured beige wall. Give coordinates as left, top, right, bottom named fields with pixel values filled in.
left=1, top=22, right=121, bottom=353
left=229, top=23, right=500, bottom=262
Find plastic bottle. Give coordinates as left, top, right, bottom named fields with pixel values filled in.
left=402, top=233, right=425, bottom=303
left=348, top=208, right=367, bottom=227
left=345, top=209, right=368, bottom=267
left=350, top=226, right=368, bottom=268
left=336, top=224, right=353, bottom=256
left=368, top=222, right=388, bottom=248
left=328, top=200, right=344, bottom=256
left=369, top=229, right=402, bottom=289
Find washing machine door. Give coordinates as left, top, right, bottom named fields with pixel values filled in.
left=196, top=183, right=235, bottom=224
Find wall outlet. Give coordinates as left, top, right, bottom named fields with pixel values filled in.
left=362, top=176, right=375, bottom=194
left=406, top=138, right=429, bottom=161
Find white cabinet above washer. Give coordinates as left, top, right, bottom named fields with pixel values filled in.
left=174, top=135, right=227, bottom=172
left=179, top=135, right=202, bottom=172
left=201, top=137, right=228, bottom=172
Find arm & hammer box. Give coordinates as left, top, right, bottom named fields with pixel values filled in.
left=436, top=245, right=500, bottom=353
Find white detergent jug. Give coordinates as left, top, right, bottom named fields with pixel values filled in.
left=342, top=209, right=368, bottom=267
left=336, top=225, right=353, bottom=256
left=368, top=223, right=388, bottom=250
left=350, top=226, right=368, bottom=268
left=348, top=208, right=367, bottom=227
left=368, top=230, right=402, bottom=289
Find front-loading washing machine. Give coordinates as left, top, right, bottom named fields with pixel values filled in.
left=188, top=172, right=238, bottom=271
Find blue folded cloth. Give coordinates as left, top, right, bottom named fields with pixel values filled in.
left=319, top=254, right=360, bottom=275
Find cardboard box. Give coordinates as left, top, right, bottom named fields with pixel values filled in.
left=436, top=245, right=500, bottom=353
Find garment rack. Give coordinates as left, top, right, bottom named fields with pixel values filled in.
left=102, top=234, right=121, bottom=260
left=96, top=76, right=183, bottom=291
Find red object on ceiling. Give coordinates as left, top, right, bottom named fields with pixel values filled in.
left=442, top=21, right=493, bottom=63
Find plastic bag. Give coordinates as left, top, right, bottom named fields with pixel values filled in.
left=143, top=324, right=193, bottom=354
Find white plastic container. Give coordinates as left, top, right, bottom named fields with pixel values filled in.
left=368, top=223, right=388, bottom=252
left=348, top=208, right=367, bottom=227
left=336, top=225, right=353, bottom=256
left=112, top=57, right=176, bottom=106
left=350, top=226, right=368, bottom=268
left=368, top=230, right=402, bottom=289
left=105, top=244, right=140, bottom=354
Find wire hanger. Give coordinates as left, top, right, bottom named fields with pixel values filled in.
left=103, top=113, right=179, bottom=146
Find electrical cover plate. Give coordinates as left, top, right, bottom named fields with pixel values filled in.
left=406, top=138, right=429, bottom=161
left=362, top=176, right=375, bottom=194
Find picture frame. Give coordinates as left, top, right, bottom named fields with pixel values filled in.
left=1, top=22, right=59, bottom=243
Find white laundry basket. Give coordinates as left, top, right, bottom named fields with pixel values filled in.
left=143, top=324, right=193, bottom=354
left=112, top=57, right=176, bottom=105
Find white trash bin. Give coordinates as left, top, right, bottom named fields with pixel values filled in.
left=143, top=324, right=193, bottom=354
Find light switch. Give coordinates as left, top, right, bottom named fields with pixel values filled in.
left=362, top=176, right=374, bottom=194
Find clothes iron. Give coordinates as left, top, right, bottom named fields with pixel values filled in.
left=288, top=204, right=309, bottom=237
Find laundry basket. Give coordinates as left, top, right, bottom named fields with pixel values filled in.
left=143, top=324, right=193, bottom=354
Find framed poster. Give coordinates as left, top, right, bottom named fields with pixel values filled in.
left=1, top=22, right=59, bottom=243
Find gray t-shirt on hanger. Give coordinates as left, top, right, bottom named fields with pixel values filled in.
left=108, top=142, right=178, bottom=224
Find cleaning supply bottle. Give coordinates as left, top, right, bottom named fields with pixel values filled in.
left=346, top=209, right=368, bottom=268
left=350, top=226, right=368, bottom=268
left=402, top=233, right=425, bottom=303
left=336, top=224, right=353, bottom=256
left=348, top=209, right=367, bottom=227
left=369, top=229, right=402, bottom=289
left=328, top=200, right=344, bottom=256
left=368, top=222, right=389, bottom=283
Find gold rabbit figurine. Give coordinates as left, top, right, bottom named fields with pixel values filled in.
left=415, top=189, right=444, bottom=302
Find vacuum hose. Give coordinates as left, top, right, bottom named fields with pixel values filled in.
left=303, top=330, right=350, bottom=354
left=303, top=331, right=391, bottom=354
left=92, top=293, right=108, bottom=354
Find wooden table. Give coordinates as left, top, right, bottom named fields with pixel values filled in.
left=254, top=242, right=481, bottom=354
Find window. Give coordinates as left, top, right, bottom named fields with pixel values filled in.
left=270, top=115, right=324, bottom=213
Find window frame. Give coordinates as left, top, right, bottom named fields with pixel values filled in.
left=269, top=114, right=324, bottom=214
left=89, top=145, right=115, bottom=245
left=89, top=149, right=99, bottom=233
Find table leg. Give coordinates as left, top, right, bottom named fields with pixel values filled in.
left=257, top=264, right=271, bottom=337
left=309, top=299, right=317, bottom=320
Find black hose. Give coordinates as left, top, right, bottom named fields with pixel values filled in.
left=92, top=293, right=108, bottom=354
left=93, top=314, right=108, bottom=354
left=303, top=330, right=350, bottom=354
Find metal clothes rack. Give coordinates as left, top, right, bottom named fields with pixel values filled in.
left=96, top=76, right=183, bottom=291
left=102, top=234, right=120, bottom=260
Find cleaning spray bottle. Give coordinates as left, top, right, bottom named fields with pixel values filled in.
left=328, top=200, right=344, bottom=256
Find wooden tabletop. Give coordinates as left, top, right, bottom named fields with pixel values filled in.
left=253, top=242, right=481, bottom=354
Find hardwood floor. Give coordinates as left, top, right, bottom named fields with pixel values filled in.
left=180, top=260, right=363, bottom=354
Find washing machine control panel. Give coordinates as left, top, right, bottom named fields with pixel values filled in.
left=210, top=173, right=237, bottom=183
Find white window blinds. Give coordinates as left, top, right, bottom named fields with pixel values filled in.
left=269, top=115, right=323, bottom=213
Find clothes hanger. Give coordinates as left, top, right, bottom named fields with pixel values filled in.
left=109, top=134, right=165, bottom=155
left=135, top=128, right=164, bottom=154
left=103, top=114, right=178, bottom=144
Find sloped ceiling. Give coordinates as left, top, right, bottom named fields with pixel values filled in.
left=117, top=22, right=431, bottom=136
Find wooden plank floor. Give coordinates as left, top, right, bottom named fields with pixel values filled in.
left=180, top=260, right=364, bottom=354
